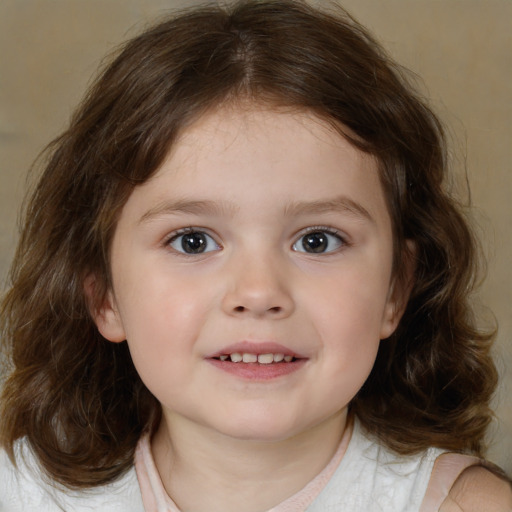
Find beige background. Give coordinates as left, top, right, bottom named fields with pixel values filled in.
left=0, top=0, right=510, bottom=472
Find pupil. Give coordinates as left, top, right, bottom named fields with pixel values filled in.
left=182, top=232, right=206, bottom=253
left=303, top=232, right=327, bottom=253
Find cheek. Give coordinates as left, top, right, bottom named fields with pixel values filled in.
left=316, top=307, right=381, bottom=413
left=115, top=272, right=214, bottom=383
left=313, top=273, right=391, bottom=344
left=307, top=269, right=389, bottom=387
left=322, top=305, right=381, bottom=380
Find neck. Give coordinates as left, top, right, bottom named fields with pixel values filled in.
left=151, top=411, right=348, bottom=512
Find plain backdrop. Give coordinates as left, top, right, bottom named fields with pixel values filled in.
left=0, top=0, right=510, bottom=473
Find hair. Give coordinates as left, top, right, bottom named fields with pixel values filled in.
left=0, top=0, right=498, bottom=489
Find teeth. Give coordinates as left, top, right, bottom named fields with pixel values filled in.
left=242, top=353, right=258, bottom=363
left=230, top=353, right=243, bottom=363
left=257, top=353, right=274, bottom=364
left=219, top=352, right=295, bottom=363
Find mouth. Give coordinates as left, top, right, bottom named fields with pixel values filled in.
left=206, top=342, right=306, bottom=380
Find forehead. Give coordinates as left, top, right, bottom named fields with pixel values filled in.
left=169, top=104, right=361, bottom=163
left=166, top=106, right=376, bottom=181
left=120, top=105, right=389, bottom=227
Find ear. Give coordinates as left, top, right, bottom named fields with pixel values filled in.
left=84, top=274, right=126, bottom=343
left=380, top=240, right=416, bottom=340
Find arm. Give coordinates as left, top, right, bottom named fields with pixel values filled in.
left=440, top=466, right=512, bottom=512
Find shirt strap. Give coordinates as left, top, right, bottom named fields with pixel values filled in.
left=135, top=434, right=180, bottom=512
left=419, top=452, right=482, bottom=512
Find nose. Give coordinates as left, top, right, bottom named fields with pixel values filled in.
left=221, top=251, right=295, bottom=319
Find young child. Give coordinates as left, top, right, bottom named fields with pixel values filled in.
left=1, top=1, right=510, bottom=511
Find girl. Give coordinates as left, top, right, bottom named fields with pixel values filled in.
left=0, top=1, right=510, bottom=510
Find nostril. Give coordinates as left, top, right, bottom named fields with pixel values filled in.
left=232, top=305, right=282, bottom=314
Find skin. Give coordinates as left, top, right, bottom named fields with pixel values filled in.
left=441, top=467, right=512, bottom=512
left=91, top=105, right=416, bottom=511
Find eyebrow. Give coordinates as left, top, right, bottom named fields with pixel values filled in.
left=138, top=199, right=239, bottom=224
left=283, top=196, right=375, bottom=223
left=138, top=195, right=374, bottom=224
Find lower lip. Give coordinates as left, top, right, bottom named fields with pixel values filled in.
left=207, top=359, right=307, bottom=380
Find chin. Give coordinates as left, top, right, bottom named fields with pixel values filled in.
left=211, top=414, right=311, bottom=443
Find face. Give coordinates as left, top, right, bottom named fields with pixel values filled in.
left=94, top=106, right=407, bottom=443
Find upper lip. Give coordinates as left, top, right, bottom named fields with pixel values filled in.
left=207, top=341, right=306, bottom=359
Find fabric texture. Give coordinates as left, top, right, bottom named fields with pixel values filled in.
left=0, top=441, right=144, bottom=512
left=0, top=417, right=481, bottom=511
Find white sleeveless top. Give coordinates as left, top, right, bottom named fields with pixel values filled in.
left=134, top=417, right=481, bottom=512
left=0, top=417, right=480, bottom=511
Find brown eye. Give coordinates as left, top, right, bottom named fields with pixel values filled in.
left=293, top=230, right=343, bottom=254
left=302, top=232, right=328, bottom=253
left=169, top=231, right=219, bottom=254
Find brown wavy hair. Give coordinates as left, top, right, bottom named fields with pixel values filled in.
left=0, top=0, right=498, bottom=489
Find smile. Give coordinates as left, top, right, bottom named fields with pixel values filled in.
left=207, top=342, right=306, bottom=380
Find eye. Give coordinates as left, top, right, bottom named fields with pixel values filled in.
left=292, top=230, right=344, bottom=254
left=168, top=230, right=220, bottom=255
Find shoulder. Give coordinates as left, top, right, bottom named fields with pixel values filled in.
left=0, top=441, right=51, bottom=511
left=310, top=419, right=448, bottom=511
left=440, top=465, right=512, bottom=512
left=0, top=439, right=144, bottom=511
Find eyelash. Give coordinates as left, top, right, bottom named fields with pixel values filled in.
left=164, top=227, right=221, bottom=256
left=292, top=226, right=348, bottom=254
